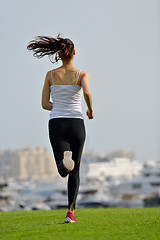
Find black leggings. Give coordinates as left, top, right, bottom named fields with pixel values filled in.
left=48, top=118, right=86, bottom=209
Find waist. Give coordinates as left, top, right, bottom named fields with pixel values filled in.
left=49, top=108, right=83, bottom=120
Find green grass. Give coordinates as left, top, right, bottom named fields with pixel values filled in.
left=0, top=208, right=160, bottom=240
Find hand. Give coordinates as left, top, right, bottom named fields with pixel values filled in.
left=86, top=109, right=94, bottom=119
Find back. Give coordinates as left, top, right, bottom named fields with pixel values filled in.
left=49, top=69, right=83, bottom=120
left=50, top=69, right=82, bottom=86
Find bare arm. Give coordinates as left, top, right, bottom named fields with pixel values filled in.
left=81, top=71, right=94, bottom=119
left=41, top=71, right=53, bottom=111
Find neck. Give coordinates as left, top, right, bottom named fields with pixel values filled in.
left=62, top=58, right=74, bottom=68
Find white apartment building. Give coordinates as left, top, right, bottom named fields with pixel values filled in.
left=0, top=148, right=58, bottom=181
left=81, top=157, right=143, bottom=184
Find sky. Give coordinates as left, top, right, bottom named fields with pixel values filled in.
left=0, top=0, right=159, bottom=162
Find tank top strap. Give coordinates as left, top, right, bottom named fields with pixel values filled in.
left=51, top=70, right=54, bottom=85
left=75, top=70, right=81, bottom=85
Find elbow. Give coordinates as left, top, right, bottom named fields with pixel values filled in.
left=83, top=89, right=91, bottom=96
left=84, top=91, right=91, bottom=97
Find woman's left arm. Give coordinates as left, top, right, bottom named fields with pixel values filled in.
left=41, top=71, right=53, bottom=111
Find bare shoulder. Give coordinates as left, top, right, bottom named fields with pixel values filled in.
left=44, top=70, right=52, bottom=85
left=80, top=71, right=89, bottom=86
left=46, top=70, right=53, bottom=79
left=80, top=70, right=89, bottom=80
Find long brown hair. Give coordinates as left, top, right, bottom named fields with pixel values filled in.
left=27, top=34, right=74, bottom=63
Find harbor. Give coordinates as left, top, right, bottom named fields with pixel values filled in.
left=0, top=149, right=160, bottom=211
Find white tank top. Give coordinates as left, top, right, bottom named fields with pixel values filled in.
left=49, top=70, right=83, bottom=120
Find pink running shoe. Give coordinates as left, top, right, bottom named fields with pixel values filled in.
left=64, top=211, right=77, bottom=223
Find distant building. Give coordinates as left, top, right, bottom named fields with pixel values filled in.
left=82, top=157, right=142, bottom=183
left=82, top=149, right=136, bottom=163
left=0, top=148, right=58, bottom=181
left=106, top=149, right=136, bottom=161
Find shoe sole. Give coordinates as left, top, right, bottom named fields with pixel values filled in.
left=63, top=151, right=74, bottom=172
left=64, top=217, right=76, bottom=223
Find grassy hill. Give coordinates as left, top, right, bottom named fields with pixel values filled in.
left=0, top=208, right=160, bottom=240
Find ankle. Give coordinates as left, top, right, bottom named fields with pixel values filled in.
left=68, top=210, right=74, bottom=213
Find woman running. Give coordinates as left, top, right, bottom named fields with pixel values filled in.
left=27, top=35, right=94, bottom=223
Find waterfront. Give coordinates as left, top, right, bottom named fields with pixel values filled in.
left=0, top=151, right=160, bottom=211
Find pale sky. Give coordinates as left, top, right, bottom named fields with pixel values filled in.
left=0, top=0, right=160, bottom=162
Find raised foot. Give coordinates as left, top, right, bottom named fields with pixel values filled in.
left=63, top=151, right=74, bottom=172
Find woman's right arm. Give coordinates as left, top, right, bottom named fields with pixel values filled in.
left=81, top=71, right=94, bottom=119
left=41, top=71, right=53, bottom=111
